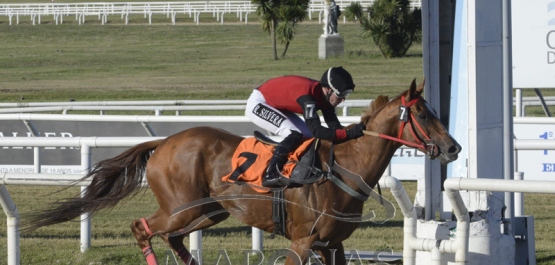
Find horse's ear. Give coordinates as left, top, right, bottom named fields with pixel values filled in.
left=417, top=78, right=425, bottom=94
left=406, top=78, right=417, bottom=100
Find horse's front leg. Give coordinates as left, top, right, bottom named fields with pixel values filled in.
left=318, top=242, right=347, bottom=265
left=285, top=235, right=320, bottom=265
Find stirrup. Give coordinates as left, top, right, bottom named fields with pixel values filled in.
left=262, top=172, right=284, bottom=187
left=262, top=166, right=285, bottom=187
left=262, top=176, right=283, bottom=187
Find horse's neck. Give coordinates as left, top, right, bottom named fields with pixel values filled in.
left=331, top=117, right=401, bottom=188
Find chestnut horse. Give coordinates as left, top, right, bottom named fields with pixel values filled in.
left=24, top=79, right=461, bottom=265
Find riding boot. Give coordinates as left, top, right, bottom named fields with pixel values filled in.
left=262, top=131, right=304, bottom=187
left=262, top=146, right=288, bottom=187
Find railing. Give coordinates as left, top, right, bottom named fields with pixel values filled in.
left=1, top=97, right=552, bottom=116
left=0, top=1, right=257, bottom=25
left=0, top=0, right=423, bottom=25
left=440, top=178, right=552, bottom=265
left=0, top=99, right=373, bottom=116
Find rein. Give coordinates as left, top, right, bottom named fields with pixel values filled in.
left=362, top=95, right=438, bottom=157
left=321, top=142, right=370, bottom=202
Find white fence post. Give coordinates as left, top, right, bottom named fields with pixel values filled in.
left=514, top=172, right=524, bottom=216
left=0, top=184, right=20, bottom=265
left=80, top=144, right=92, bottom=252
left=190, top=230, right=202, bottom=264
left=252, top=227, right=263, bottom=252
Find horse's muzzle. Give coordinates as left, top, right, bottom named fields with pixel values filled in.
left=438, top=143, right=462, bottom=163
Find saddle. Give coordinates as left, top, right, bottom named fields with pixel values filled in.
left=253, top=131, right=323, bottom=187
left=221, top=131, right=324, bottom=192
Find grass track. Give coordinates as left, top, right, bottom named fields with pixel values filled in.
left=0, top=19, right=424, bottom=103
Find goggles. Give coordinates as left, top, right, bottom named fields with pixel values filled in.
left=334, top=89, right=353, bottom=98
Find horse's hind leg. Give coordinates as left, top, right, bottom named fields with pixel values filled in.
left=131, top=218, right=158, bottom=265
left=131, top=210, right=168, bottom=265
left=162, top=210, right=231, bottom=265
left=132, top=206, right=230, bottom=265
left=131, top=208, right=179, bottom=265
left=158, top=234, right=197, bottom=265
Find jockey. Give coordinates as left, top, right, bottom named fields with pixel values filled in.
left=245, top=67, right=365, bottom=187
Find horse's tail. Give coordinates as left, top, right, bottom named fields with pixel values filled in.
left=23, top=139, right=163, bottom=232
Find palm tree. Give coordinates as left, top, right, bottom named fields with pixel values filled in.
left=361, top=0, right=422, bottom=58
left=252, top=0, right=309, bottom=60
left=347, top=0, right=421, bottom=58
left=253, top=0, right=278, bottom=60
left=343, top=2, right=363, bottom=22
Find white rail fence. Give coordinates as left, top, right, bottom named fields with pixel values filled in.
left=378, top=176, right=555, bottom=265
left=0, top=96, right=552, bottom=116
left=0, top=99, right=372, bottom=116
left=439, top=178, right=554, bottom=265
left=0, top=0, right=421, bottom=25
left=372, top=139, right=555, bottom=265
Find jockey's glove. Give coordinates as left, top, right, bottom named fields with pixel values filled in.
left=346, top=123, right=365, bottom=139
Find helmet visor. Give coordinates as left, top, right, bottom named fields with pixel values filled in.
left=334, top=89, right=353, bottom=99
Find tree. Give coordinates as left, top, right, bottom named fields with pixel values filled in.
left=349, top=0, right=421, bottom=58
left=252, top=0, right=309, bottom=60
left=343, top=2, right=364, bottom=22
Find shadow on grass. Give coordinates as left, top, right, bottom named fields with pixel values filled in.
left=88, top=243, right=138, bottom=249
left=357, top=220, right=404, bottom=229
left=203, top=225, right=252, bottom=237
left=20, top=234, right=80, bottom=240
left=404, top=53, right=423, bottom=58
left=537, top=255, right=555, bottom=264
left=201, top=220, right=404, bottom=237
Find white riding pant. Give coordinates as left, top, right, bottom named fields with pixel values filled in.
left=245, top=89, right=313, bottom=138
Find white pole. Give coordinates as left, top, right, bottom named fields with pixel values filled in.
left=446, top=177, right=555, bottom=196
left=252, top=227, right=263, bottom=252
left=33, top=147, right=40, bottom=173
left=190, top=231, right=202, bottom=264
left=516, top=89, right=523, bottom=117
left=0, top=185, right=20, bottom=265
left=443, top=187, right=470, bottom=265
left=502, top=0, right=515, bottom=236
left=80, top=144, right=92, bottom=252
left=378, top=176, right=417, bottom=265
left=431, top=247, right=442, bottom=265
left=514, top=172, right=524, bottom=216
left=6, top=211, right=20, bottom=265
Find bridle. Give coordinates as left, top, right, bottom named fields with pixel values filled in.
left=363, top=95, right=439, bottom=159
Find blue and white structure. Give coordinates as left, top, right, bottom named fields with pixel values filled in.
left=412, top=0, right=547, bottom=264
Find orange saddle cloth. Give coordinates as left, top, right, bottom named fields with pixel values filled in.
left=221, top=137, right=314, bottom=193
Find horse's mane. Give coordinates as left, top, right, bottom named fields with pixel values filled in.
left=360, top=95, right=390, bottom=125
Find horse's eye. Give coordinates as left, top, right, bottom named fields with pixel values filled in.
left=419, top=113, right=427, bottom=120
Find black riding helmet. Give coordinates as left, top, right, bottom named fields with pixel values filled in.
left=320, top=67, right=355, bottom=98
